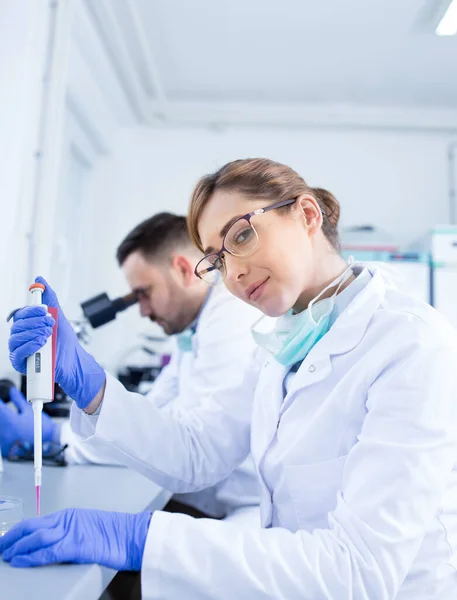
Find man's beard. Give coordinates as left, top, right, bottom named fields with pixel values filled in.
left=149, top=315, right=189, bottom=336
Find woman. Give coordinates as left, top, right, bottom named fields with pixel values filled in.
left=3, top=158, right=457, bottom=599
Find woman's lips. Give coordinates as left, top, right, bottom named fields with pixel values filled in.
left=248, top=278, right=269, bottom=302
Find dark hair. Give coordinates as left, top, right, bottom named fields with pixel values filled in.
left=188, top=158, right=340, bottom=250
left=116, top=212, right=191, bottom=266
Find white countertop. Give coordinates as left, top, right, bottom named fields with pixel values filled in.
left=0, top=461, right=171, bottom=600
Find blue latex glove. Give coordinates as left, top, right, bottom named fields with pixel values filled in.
left=0, top=387, right=56, bottom=457
left=9, top=277, right=106, bottom=409
left=0, top=508, right=152, bottom=570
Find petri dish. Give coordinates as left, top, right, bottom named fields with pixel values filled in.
left=0, top=496, right=22, bottom=537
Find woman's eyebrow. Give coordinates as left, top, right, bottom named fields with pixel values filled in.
left=203, top=214, right=244, bottom=255
left=220, top=214, right=243, bottom=239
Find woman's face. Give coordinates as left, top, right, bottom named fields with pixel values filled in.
left=198, top=190, right=324, bottom=317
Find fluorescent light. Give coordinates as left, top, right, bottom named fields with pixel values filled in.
left=436, top=0, right=457, bottom=36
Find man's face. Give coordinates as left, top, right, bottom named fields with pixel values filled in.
left=122, top=251, right=190, bottom=335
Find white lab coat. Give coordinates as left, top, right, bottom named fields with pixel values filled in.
left=71, top=267, right=457, bottom=599
left=68, top=285, right=262, bottom=518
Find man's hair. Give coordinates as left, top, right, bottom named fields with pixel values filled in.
left=116, top=212, right=191, bottom=266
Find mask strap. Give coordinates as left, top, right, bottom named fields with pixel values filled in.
left=308, top=263, right=356, bottom=324
left=334, top=264, right=355, bottom=295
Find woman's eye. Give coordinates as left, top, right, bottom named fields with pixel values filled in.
left=234, top=227, right=254, bottom=245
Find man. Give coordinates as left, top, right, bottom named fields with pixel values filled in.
left=1, top=212, right=261, bottom=521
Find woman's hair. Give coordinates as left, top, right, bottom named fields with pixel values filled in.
left=187, top=158, right=341, bottom=251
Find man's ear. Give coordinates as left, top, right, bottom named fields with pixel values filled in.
left=170, top=254, right=195, bottom=287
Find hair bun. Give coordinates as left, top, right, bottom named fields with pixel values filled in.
left=312, top=187, right=340, bottom=228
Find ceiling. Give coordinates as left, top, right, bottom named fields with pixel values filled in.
left=75, top=0, right=457, bottom=129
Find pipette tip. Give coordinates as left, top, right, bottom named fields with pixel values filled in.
left=35, top=485, right=41, bottom=516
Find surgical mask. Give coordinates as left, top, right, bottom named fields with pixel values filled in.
left=251, top=265, right=354, bottom=366
left=176, top=329, right=194, bottom=353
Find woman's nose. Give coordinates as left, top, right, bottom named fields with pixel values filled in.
left=224, top=254, right=248, bottom=283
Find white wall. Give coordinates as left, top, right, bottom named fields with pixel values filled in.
left=0, top=0, right=120, bottom=380
left=94, top=125, right=456, bottom=244
left=80, top=124, right=456, bottom=369
left=0, top=0, right=62, bottom=383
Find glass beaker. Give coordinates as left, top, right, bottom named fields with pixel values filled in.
left=0, top=496, right=22, bottom=537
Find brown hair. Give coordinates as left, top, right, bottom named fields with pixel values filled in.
left=187, top=158, right=340, bottom=251
left=116, top=212, right=190, bottom=266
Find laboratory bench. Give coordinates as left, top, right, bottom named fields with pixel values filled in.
left=0, top=461, right=172, bottom=600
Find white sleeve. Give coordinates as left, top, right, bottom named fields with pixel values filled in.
left=63, top=350, right=180, bottom=464
left=141, top=342, right=457, bottom=600
left=70, top=295, right=261, bottom=491
left=60, top=420, right=126, bottom=466
left=70, top=356, right=260, bottom=492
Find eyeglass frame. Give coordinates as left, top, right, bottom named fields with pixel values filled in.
left=195, top=197, right=315, bottom=283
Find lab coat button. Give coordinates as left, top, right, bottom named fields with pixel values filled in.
left=308, top=364, right=316, bottom=373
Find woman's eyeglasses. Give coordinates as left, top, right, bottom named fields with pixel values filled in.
left=194, top=198, right=297, bottom=286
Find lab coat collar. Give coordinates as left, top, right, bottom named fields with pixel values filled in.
left=178, top=288, right=214, bottom=357
left=280, top=267, right=386, bottom=403
left=325, top=266, right=385, bottom=357
left=189, top=287, right=214, bottom=335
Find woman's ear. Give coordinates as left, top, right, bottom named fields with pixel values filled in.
left=294, top=194, right=323, bottom=234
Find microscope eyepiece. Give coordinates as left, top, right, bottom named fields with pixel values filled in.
left=81, top=291, right=138, bottom=328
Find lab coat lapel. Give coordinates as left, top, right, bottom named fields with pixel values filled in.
left=251, top=357, right=288, bottom=528
left=251, top=357, right=288, bottom=468
left=326, top=268, right=386, bottom=356
left=280, top=269, right=386, bottom=411
left=280, top=354, right=332, bottom=414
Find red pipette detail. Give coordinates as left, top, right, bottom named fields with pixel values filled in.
left=36, top=486, right=41, bottom=516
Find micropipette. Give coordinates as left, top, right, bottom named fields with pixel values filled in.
left=26, top=283, right=58, bottom=515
